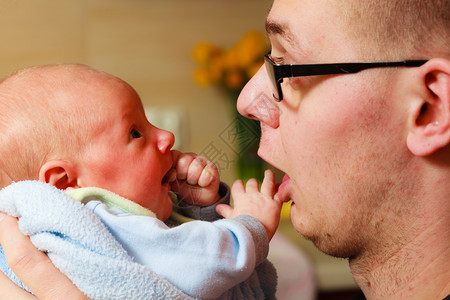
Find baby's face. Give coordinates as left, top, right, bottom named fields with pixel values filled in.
left=74, top=75, right=175, bottom=220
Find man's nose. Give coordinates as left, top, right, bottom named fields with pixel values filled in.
left=237, top=65, right=280, bottom=129
left=157, top=129, right=175, bottom=154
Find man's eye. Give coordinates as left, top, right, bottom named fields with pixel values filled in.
left=129, top=128, right=142, bottom=139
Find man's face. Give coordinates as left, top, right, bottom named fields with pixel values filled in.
left=238, top=0, right=411, bottom=257
left=73, top=74, right=175, bottom=221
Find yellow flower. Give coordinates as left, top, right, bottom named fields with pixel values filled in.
left=247, top=61, right=264, bottom=78
left=192, top=31, right=269, bottom=91
left=193, top=68, right=212, bottom=87
left=225, top=70, right=244, bottom=90
left=192, top=42, right=221, bottom=67
left=223, top=49, right=241, bottom=70
left=235, top=31, right=268, bottom=68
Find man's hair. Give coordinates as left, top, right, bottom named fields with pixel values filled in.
left=339, top=0, right=450, bottom=60
left=0, top=64, right=101, bottom=188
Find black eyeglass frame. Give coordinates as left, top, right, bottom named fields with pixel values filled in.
left=264, top=52, right=428, bottom=101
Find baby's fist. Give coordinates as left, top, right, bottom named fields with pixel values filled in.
left=168, top=150, right=220, bottom=206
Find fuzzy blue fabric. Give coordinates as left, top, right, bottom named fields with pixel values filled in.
left=0, top=181, right=193, bottom=300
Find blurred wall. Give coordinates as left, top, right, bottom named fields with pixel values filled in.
left=0, top=0, right=272, bottom=183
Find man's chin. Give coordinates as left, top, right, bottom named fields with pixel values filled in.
left=292, top=222, right=358, bottom=259
left=312, top=241, right=357, bottom=259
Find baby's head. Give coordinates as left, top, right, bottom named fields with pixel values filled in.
left=0, top=64, right=176, bottom=220
left=0, top=64, right=94, bottom=187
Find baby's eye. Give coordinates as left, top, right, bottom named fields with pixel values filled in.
left=129, top=128, right=142, bottom=139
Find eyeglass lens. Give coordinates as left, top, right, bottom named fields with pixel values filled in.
left=264, top=56, right=283, bottom=101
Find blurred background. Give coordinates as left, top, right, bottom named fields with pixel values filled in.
left=0, top=0, right=360, bottom=299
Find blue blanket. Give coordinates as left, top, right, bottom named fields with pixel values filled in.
left=0, top=181, right=193, bottom=300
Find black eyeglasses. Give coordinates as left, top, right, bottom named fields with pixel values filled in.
left=264, top=52, right=428, bottom=101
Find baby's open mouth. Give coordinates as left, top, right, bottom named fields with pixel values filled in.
left=162, top=168, right=176, bottom=184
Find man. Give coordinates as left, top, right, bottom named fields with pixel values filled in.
left=237, top=1, right=449, bottom=298
left=1, top=0, right=449, bottom=299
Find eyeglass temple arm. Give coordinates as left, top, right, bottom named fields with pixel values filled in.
left=275, top=60, right=428, bottom=80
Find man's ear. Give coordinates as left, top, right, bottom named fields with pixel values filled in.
left=39, top=160, right=79, bottom=190
left=406, top=58, right=450, bottom=156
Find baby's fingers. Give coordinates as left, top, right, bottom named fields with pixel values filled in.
left=260, top=169, right=276, bottom=196
left=174, top=152, right=196, bottom=181
left=245, top=178, right=259, bottom=192
left=198, top=163, right=218, bottom=187
left=216, top=204, right=234, bottom=219
left=231, top=179, right=245, bottom=196
left=186, top=156, right=209, bottom=185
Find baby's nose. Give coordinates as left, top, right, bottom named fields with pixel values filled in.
left=157, top=129, right=175, bottom=153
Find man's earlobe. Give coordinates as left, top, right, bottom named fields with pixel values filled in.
left=407, top=58, right=450, bottom=156
left=39, top=160, right=79, bottom=190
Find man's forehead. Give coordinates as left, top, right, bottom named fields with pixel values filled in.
left=265, top=1, right=347, bottom=60
left=265, top=0, right=308, bottom=49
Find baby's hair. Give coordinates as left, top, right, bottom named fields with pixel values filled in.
left=0, top=64, right=113, bottom=188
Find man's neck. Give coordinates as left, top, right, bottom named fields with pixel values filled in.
left=349, top=216, right=449, bottom=299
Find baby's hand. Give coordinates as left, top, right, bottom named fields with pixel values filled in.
left=166, top=150, right=220, bottom=206
left=216, top=170, right=282, bottom=241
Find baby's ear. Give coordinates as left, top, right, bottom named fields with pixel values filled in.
left=407, top=58, right=450, bottom=156
left=39, top=160, right=79, bottom=190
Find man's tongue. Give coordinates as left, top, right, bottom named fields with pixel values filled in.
left=276, top=174, right=291, bottom=203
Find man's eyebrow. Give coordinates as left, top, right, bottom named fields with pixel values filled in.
left=265, top=20, right=284, bottom=35
left=265, top=19, right=296, bottom=47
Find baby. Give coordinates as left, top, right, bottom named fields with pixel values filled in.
left=0, top=64, right=282, bottom=299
